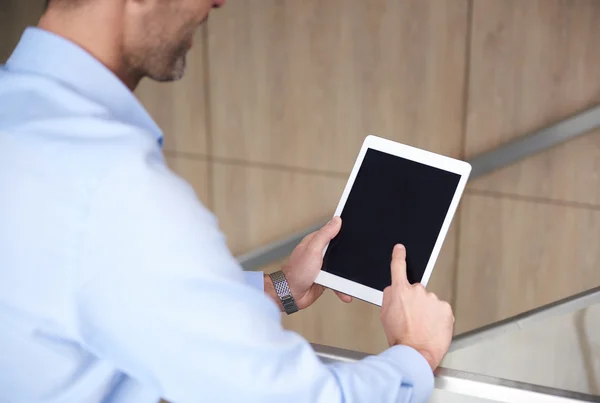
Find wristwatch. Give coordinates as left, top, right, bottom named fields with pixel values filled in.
left=269, top=270, right=299, bottom=315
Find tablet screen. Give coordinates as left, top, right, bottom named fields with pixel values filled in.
left=322, top=148, right=461, bottom=291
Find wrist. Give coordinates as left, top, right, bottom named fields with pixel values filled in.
left=266, top=270, right=300, bottom=315
left=415, top=349, right=436, bottom=371
left=264, top=274, right=284, bottom=312
left=388, top=338, right=437, bottom=371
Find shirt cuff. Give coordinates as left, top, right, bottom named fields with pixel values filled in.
left=379, top=345, right=434, bottom=403
left=243, top=271, right=265, bottom=292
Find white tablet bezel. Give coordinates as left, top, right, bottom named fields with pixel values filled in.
left=315, top=135, right=472, bottom=306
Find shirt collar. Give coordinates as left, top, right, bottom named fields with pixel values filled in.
left=5, top=27, right=163, bottom=146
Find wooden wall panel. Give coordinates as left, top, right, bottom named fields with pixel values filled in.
left=136, top=30, right=208, bottom=155
left=211, top=164, right=345, bottom=255
left=0, top=0, right=43, bottom=62
left=207, top=0, right=469, bottom=172
left=466, top=0, right=600, bottom=203
left=455, top=194, right=600, bottom=333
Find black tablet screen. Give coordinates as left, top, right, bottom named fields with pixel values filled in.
left=321, top=148, right=461, bottom=291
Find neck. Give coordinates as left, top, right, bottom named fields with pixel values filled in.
left=38, top=5, right=141, bottom=90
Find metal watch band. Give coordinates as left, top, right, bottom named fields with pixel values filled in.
left=269, top=270, right=299, bottom=315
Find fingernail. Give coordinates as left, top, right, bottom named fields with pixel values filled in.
left=329, top=216, right=340, bottom=225
left=394, top=244, right=405, bottom=255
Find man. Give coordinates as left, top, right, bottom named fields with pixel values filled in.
left=0, top=0, right=454, bottom=402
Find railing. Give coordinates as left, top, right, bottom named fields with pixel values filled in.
left=313, top=344, right=599, bottom=403
left=312, top=286, right=600, bottom=401
left=236, top=105, right=600, bottom=401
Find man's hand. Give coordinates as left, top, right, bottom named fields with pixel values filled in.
left=380, top=244, right=454, bottom=371
left=266, top=217, right=351, bottom=311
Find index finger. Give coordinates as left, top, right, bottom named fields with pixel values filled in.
left=391, top=244, right=408, bottom=286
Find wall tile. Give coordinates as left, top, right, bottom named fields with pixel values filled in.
left=467, top=0, right=600, bottom=204
left=208, top=0, right=469, bottom=172
left=455, top=193, right=600, bottom=333
left=212, top=163, right=345, bottom=255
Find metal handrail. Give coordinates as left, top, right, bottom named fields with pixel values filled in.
left=313, top=343, right=600, bottom=402
left=237, top=104, right=600, bottom=271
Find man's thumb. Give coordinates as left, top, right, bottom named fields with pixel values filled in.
left=309, top=216, right=342, bottom=249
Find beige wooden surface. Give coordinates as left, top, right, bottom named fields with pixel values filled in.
left=211, top=162, right=345, bottom=256
left=466, top=0, right=600, bottom=204
left=455, top=192, right=600, bottom=333
left=206, top=0, right=469, bottom=173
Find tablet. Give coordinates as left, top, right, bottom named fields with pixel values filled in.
left=315, top=135, right=471, bottom=306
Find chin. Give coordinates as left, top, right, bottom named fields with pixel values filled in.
left=148, top=57, right=187, bottom=82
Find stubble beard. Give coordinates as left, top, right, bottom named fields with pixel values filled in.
left=140, top=34, right=190, bottom=83
left=127, top=10, right=196, bottom=83
left=152, top=40, right=189, bottom=82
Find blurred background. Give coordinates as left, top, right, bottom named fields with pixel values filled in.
left=2, top=0, right=599, bottom=400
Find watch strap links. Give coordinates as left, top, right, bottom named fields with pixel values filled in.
left=269, top=270, right=299, bottom=315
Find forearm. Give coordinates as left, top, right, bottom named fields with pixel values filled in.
left=79, top=265, right=432, bottom=403
left=327, top=345, right=434, bottom=403
left=252, top=274, right=434, bottom=401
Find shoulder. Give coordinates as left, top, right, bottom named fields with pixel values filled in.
left=0, top=66, right=108, bottom=126
left=94, top=135, right=212, bottom=225
left=78, top=132, right=238, bottom=282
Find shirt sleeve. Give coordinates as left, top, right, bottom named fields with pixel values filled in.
left=243, top=271, right=265, bottom=291
left=74, top=147, right=434, bottom=403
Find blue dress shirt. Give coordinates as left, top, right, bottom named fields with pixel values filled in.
left=0, top=27, right=434, bottom=403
